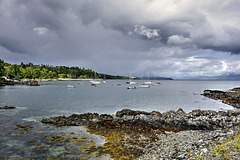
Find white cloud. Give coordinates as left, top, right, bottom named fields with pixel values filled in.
left=167, top=35, right=192, bottom=45
left=132, top=25, right=161, bottom=41
left=33, top=27, right=49, bottom=35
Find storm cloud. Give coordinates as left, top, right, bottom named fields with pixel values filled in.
left=0, top=0, right=240, bottom=78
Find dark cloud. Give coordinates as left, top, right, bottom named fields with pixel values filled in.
left=1, top=0, right=240, bottom=78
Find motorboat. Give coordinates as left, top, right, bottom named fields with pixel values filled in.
left=127, top=81, right=138, bottom=85
left=91, top=80, right=101, bottom=85
left=142, top=81, right=152, bottom=85
left=138, top=84, right=150, bottom=88
left=67, top=85, right=75, bottom=88
left=152, top=81, right=161, bottom=86
left=126, top=73, right=138, bottom=85
left=127, top=86, right=137, bottom=89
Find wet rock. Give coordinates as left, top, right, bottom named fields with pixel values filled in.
left=202, top=88, right=240, bottom=108
left=0, top=106, right=16, bottom=109
left=41, top=108, right=240, bottom=132
left=40, top=107, right=240, bottom=160
left=116, top=109, right=150, bottom=118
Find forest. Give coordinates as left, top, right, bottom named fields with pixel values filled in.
left=0, top=59, right=126, bottom=80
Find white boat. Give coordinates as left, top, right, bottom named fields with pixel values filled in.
left=152, top=81, right=161, bottom=86
left=128, top=81, right=138, bottom=85
left=142, top=71, right=152, bottom=85
left=67, top=85, right=75, bottom=88
left=142, top=81, right=152, bottom=85
left=90, top=72, right=101, bottom=85
left=91, top=80, right=101, bottom=84
left=126, top=73, right=138, bottom=85
left=138, top=84, right=150, bottom=88
left=127, top=86, right=137, bottom=89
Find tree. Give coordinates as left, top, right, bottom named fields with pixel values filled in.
left=33, top=68, right=41, bottom=79
left=0, top=59, right=5, bottom=77
left=40, top=68, right=48, bottom=79
left=12, top=64, right=20, bottom=77
left=24, top=67, right=33, bottom=79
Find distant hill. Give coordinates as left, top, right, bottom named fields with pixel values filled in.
left=209, top=73, right=240, bottom=80
left=138, top=76, right=173, bottom=80
left=188, top=73, right=240, bottom=80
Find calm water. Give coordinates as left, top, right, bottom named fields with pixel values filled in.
left=0, top=80, right=239, bottom=159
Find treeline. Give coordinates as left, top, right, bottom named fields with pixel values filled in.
left=0, top=59, right=125, bottom=80
left=99, top=73, right=129, bottom=80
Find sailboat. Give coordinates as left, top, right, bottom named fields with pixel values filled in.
left=142, top=70, right=152, bottom=85
left=102, top=75, right=106, bottom=83
left=139, top=75, right=150, bottom=88
left=126, top=73, right=138, bottom=85
left=90, top=72, right=101, bottom=85
left=138, top=84, right=150, bottom=88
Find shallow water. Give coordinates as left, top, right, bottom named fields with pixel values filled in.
left=0, top=80, right=239, bottom=159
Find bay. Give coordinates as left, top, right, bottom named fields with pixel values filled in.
left=0, top=80, right=239, bottom=159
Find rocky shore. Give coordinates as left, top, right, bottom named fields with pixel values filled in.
left=203, top=87, right=240, bottom=108
left=41, top=109, right=240, bottom=131
left=0, top=106, right=16, bottom=109
left=41, top=108, right=240, bottom=159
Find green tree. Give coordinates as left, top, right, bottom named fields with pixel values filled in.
left=12, top=64, right=20, bottom=77
left=16, top=68, right=24, bottom=79
left=0, top=59, right=5, bottom=77
left=33, top=68, right=41, bottom=79
left=24, top=67, right=33, bottom=79
left=40, top=68, right=48, bottom=79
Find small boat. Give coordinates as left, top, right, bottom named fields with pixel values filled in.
left=91, top=84, right=97, bottom=87
left=142, top=81, right=152, bottom=85
left=128, top=81, right=138, bottom=85
left=91, top=80, right=101, bottom=85
left=67, top=85, right=75, bottom=88
left=127, top=86, right=137, bottom=89
left=138, top=84, right=150, bottom=88
left=126, top=74, right=138, bottom=85
left=152, top=81, right=161, bottom=86
left=28, top=80, right=40, bottom=86
left=90, top=72, right=101, bottom=85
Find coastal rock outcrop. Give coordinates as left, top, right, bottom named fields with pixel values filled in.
left=41, top=108, right=240, bottom=131
left=41, top=108, right=240, bottom=159
left=0, top=106, right=16, bottom=109
left=203, top=88, right=240, bottom=108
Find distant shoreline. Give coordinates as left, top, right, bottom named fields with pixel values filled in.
left=35, top=78, right=100, bottom=82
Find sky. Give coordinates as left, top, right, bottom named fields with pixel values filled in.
left=0, top=0, right=240, bottom=79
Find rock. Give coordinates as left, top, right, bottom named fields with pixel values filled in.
left=0, top=106, right=16, bottom=109
left=39, top=88, right=240, bottom=160
left=202, top=88, right=240, bottom=108
left=41, top=108, right=240, bottom=132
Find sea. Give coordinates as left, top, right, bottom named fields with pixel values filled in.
left=0, top=80, right=239, bottom=159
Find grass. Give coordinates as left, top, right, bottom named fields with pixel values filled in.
left=196, top=127, right=240, bottom=160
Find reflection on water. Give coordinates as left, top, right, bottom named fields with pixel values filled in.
left=0, top=80, right=239, bottom=159
left=0, top=116, right=108, bottom=159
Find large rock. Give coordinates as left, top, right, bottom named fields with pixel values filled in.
left=0, top=106, right=16, bottom=109
left=203, top=88, right=240, bottom=108
left=41, top=108, right=240, bottom=131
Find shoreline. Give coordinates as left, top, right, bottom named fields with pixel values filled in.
left=40, top=87, right=240, bottom=159
left=203, top=87, right=240, bottom=108
left=36, top=78, right=99, bottom=81
left=41, top=108, right=240, bottom=159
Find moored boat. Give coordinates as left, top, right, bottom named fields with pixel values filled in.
left=67, top=85, right=75, bottom=88
left=152, top=81, right=161, bottom=86
left=138, top=84, right=150, bottom=88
